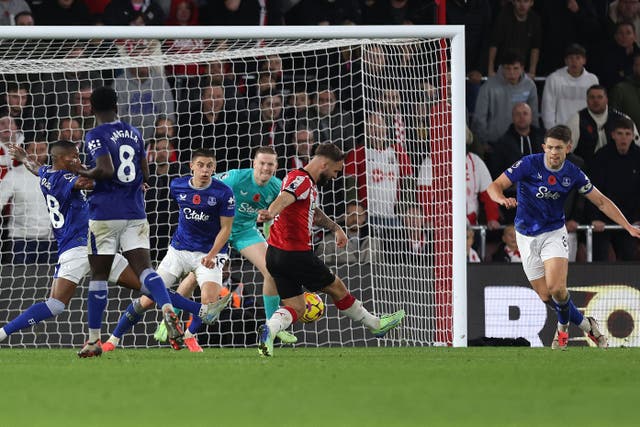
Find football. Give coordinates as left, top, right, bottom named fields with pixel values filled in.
left=301, top=292, right=325, bottom=323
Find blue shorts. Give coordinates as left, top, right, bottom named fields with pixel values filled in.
left=229, top=227, right=265, bottom=251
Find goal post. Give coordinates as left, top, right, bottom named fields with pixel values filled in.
left=0, top=25, right=467, bottom=348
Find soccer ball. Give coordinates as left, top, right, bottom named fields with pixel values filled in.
left=301, top=292, right=325, bottom=323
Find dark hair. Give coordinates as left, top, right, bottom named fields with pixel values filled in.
left=5, top=81, right=28, bottom=93
left=500, top=50, right=525, bottom=67
left=616, top=20, right=636, bottom=34
left=314, top=143, right=344, bottom=162
left=612, top=117, right=635, bottom=131
left=13, top=10, right=33, bottom=24
left=191, top=148, right=216, bottom=160
left=49, top=140, right=77, bottom=154
left=545, top=125, right=572, bottom=144
left=565, top=43, right=586, bottom=58
left=254, top=146, right=277, bottom=157
left=90, top=86, right=118, bottom=113
left=587, top=84, right=607, bottom=97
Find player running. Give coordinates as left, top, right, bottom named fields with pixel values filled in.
left=153, top=146, right=298, bottom=345
left=76, top=86, right=183, bottom=355
left=102, top=149, right=235, bottom=352
left=256, top=143, right=405, bottom=357
left=0, top=142, right=222, bottom=348
left=488, top=125, right=640, bottom=349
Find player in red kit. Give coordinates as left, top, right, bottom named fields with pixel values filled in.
left=256, top=143, right=405, bottom=357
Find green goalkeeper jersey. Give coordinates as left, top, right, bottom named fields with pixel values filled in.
left=217, top=168, right=282, bottom=235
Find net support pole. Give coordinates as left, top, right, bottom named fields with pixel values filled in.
left=450, top=28, right=467, bottom=347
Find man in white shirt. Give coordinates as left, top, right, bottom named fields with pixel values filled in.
left=542, top=44, right=599, bottom=129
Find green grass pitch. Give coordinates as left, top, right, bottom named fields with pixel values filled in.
left=0, top=347, right=638, bottom=427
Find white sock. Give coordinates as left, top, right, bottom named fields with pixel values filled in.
left=266, top=308, right=293, bottom=336
left=0, top=327, right=7, bottom=342
left=184, top=330, right=195, bottom=339
left=89, top=328, right=101, bottom=342
left=557, top=323, right=569, bottom=333
left=577, top=318, right=591, bottom=332
left=107, top=335, right=120, bottom=346
left=340, top=299, right=380, bottom=330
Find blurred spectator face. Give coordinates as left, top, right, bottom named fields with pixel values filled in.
left=316, top=89, right=336, bottom=117
left=586, top=88, right=607, bottom=114
left=260, top=94, right=283, bottom=122
left=133, top=66, right=150, bottom=79
left=293, top=129, right=314, bottom=160
left=290, top=91, right=309, bottom=114
left=617, top=0, right=640, bottom=20
left=615, top=23, right=636, bottom=49
left=512, top=103, right=532, bottom=132
left=258, top=73, right=276, bottom=95
left=58, top=118, right=83, bottom=144
left=0, top=116, right=19, bottom=143
left=346, top=203, right=366, bottom=232
left=6, top=87, right=28, bottom=117
left=512, top=0, right=534, bottom=19
left=265, top=55, right=283, bottom=76
left=225, top=0, right=242, bottom=11
left=150, top=138, right=173, bottom=165
left=364, top=45, right=386, bottom=73
left=155, top=117, right=176, bottom=139
left=611, top=126, right=634, bottom=155
left=130, top=15, right=146, bottom=25
left=366, top=113, right=387, bottom=149
left=57, top=0, right=74, bottom=8
left=383, top=89, right=401, bottom=113
left=202, top=85, right=225, bottom=114
left=502, top=225, right=518, bottom=251
left=565, top=54, right=586, bottom=76
left=501, top=62, right=524, bottom=85
left=26, top=141, right=49, bottom=165
left=403, top=206, right=425, bottom=231
left=176, top=1, right=193, bottom=24
left=72, top=86, right=93, bottom=117
left=15, top=12, right=34, bottom=25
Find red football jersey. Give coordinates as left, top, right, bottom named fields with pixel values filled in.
left=268, top=169, right=317, bottom=251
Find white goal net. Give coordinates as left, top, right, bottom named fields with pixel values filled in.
left=0, top=26, right=466, bottom=348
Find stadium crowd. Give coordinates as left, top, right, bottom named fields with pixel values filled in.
left=1, top=0, right=640, bottom=265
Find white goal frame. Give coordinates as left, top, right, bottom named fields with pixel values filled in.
left=0, top=25, right=467, bottom=347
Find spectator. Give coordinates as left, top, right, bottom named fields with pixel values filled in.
left=314, top=86, right=355, bottom=152
left=202, top=0, right=271, bottom=26
left=587, top=117, right=640, bottom=261
left=541, top=44, right=599, bottom=130
left=606, top=0, right=640, bottom=43
left=592, top=21, right=640, bottom=89
left=472, top=50, right=539, bottom=148
left=610, top=52, right=640, bottom=129
left=491, top=224, right=522, bottom=262
left=566, top=84, right=640, bottom=171
left=69, top=81, right=95, bottom=131
left=284, top=0, right=362, bottom=25
left=82, top=0, right=110, bottom=19
left=113, top=65, right=176, bottom=141
left=399, top=205, right=430, bottom=257
left=446, top=0, right=492, bottom=76
left=316, top=201, right=370, bottom=265
left=0, top=140, right=53, bottom=264
left=33, top=0, right=92, bottom=25
left=533, top=0, right=604, bottom=75
left=488, top=0, right=541, bottom=78
left=249, top=92, right=287, bottom=171
left=179, top=82, right=249, bottom=170
left=0, top=0, right=30, bottom=25
left=3, top=81, right=41, bottom=142
left=165, top=0, right=198, bottom=25
left=360, top=0, right=434, bottom=25
left=489, top=102, right=545, bottom=180
left=153, top=115, right=176, bottom=140
left=102, top=0, right=165, bottom=25
left=13, top=9, right=33, bottom=25
left=56, top=117, right=83, bottom=147
left=0, top=114, right=24, bottom=179
left=467, top=226, right=482, bottom=263
left=564, top=151, right=587, bottom=262
left=286, top=126, right=314, bottom=172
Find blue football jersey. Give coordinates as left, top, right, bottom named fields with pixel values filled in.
left=38, top=165, right=88, bottom=255
left=84, top=121, right=146, bottom=220
left=170, top=176, right=236, bottom=253
left=504, top=153, right=593, bottom=236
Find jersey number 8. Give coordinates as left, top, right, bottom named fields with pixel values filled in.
left=117, top=145, right=136, bottom=183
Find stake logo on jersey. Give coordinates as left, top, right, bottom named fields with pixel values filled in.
left=268, top=169, right=317, bottom=251
left=216, top=168, right=281, bottom=236
left=170, top=176, right=235, bottom=254
left=83, top=121, right=146, bottom=221
left=38, top=165, right=88, bottom=255
left=504, top=153, right=593, bottom=236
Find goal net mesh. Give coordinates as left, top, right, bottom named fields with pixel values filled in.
left=0, top=34, right=453, bottom=348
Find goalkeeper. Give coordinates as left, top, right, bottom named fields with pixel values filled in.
left=153, top=146, right=298, bottom=345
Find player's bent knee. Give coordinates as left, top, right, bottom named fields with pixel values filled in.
left=45, top=298, right=66, bottom=316
left=135, top=297, right=153, bottom=312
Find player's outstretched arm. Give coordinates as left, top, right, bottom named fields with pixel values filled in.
left=314, top=207, right=347, bottom=248
left=487, top=173, right=518, bottom=209
left=257, top=191, right=296, bottom=222
left=585, top=187, right=640, bottom=239
left=7, top=144, right=40, bottom=176
left=77, top=153, right=114, bottom=181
